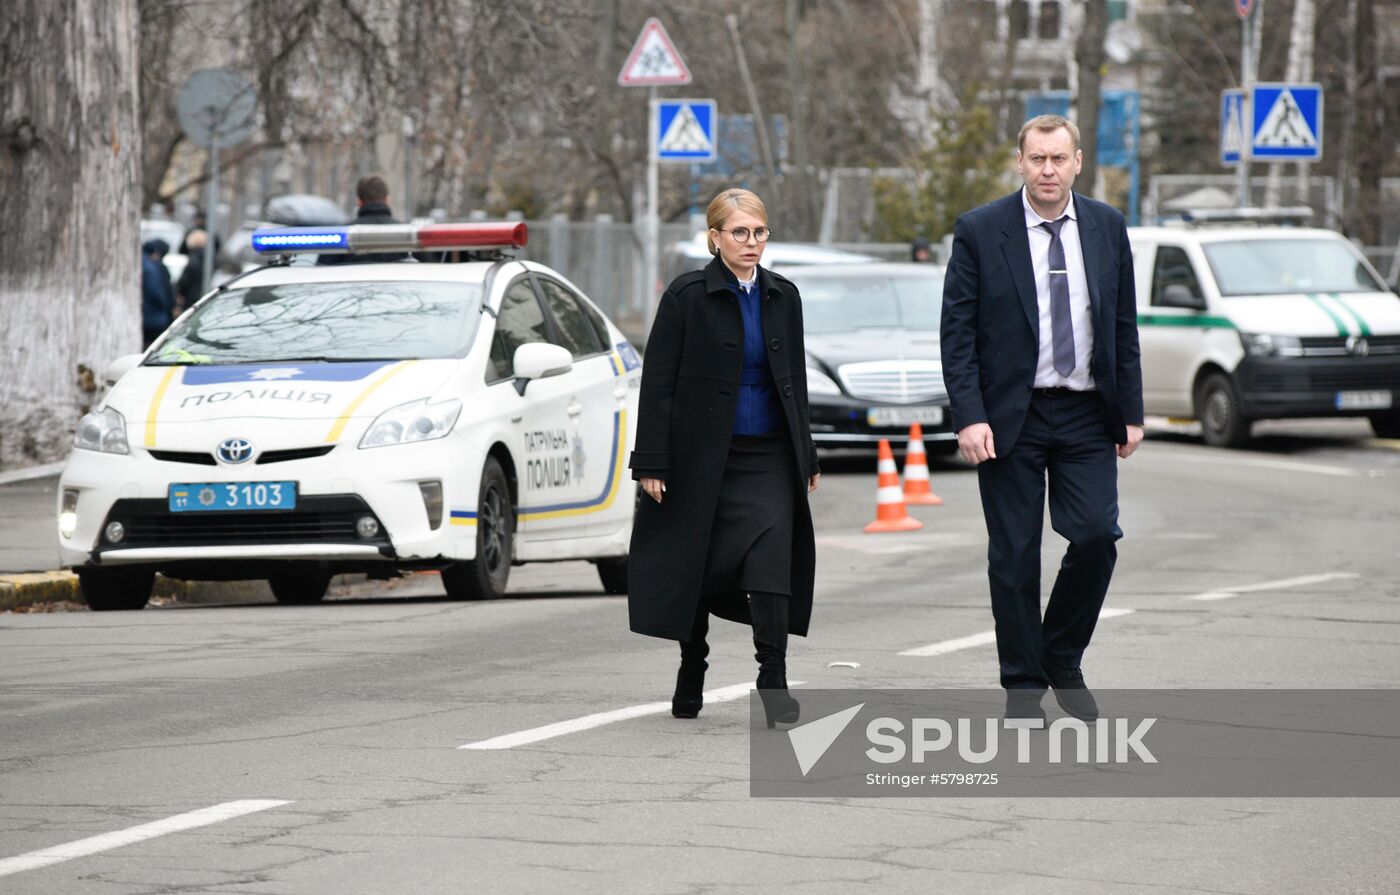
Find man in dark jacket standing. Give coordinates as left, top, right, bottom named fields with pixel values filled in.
left=318, top=174, right=409, bottom=265
left=940, top=115, right=1144, bottom=724
left=141, top=239, right=175, bottom=348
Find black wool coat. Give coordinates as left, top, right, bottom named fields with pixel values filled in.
left=628, top=256, right=820, bottom=642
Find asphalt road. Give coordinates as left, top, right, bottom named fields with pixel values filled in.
left=3, top=421, right=1399, bottom=893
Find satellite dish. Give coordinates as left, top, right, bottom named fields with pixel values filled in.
left=176, top=69, right=257, bottom=149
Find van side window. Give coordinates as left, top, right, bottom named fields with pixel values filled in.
left=1151, top=246, right=1204, bottom=306
left=488, top=279, right=550, bottom=382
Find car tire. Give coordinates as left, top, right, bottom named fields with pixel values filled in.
left=1197, top=373, right=1251, bottom=448
left=1369, top=413, right=1400, bottom=439
left=594, top=557, right=628, bottom=595
left=78, top=568, right=153, bottom=611
left=442, top=457, right=514, bottom=600
left=269, top=570, right=332, bottom=605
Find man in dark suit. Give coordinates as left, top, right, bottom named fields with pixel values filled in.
left=940, top=115, right=1144, bottom=723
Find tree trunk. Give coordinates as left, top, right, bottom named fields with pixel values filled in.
left=785, top=0, right=817, bottom=241
left=1074, top=0, right=1109, bottom=198
left=0, top=0, right=142, bottom=471
left=1350, top=0, right=1382, bottom=245
left=1264, top=0, right=1315, bottom=208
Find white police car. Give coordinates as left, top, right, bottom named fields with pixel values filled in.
left=59, top=222, right=641, bottom=609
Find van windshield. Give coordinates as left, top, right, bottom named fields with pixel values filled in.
left=1203, top=239, right=1383, bottom=296
left=147, top=281, right=483, bottom=365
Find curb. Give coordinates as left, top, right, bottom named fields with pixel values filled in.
left=1, top=572, right=274, bottom=612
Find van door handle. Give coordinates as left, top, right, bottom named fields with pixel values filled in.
left=567, top=402, right=584, bottom=416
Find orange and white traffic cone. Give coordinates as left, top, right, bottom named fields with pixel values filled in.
left=902, top=423, right=943, bottom=506
left=864, top=438, right=923, bottom=533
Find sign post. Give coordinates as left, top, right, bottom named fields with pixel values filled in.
left=1236, top=0, right=1258, bottom=207
left=618, top=18, right=691, bottom=318
left=176, top=70, right=257, bottom=293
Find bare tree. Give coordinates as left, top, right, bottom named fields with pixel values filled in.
left=1074, top=0, right=1109, bottom=197
left=0, top=0, right=143, bottom=469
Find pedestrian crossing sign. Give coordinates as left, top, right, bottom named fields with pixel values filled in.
left=656, top=99, right=717, bottom=163
left=1220, top=89, right=1247, bottom=166
left=1250, top=83, right=1322, bottom=161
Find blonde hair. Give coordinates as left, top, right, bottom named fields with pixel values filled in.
left=1018, top=114, right=1081, bottom=152
left=705, top=188, right=768, bottom=255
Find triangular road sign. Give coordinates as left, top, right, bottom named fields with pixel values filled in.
left=1254, top=88, right=1318, bottom=149
left=1223, top=100, right=1244, bottom=155
left=618, top=17, right=692, bottom=86
left=659, top=104, right=712, bottom=154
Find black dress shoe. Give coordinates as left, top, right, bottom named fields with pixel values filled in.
left=1004, top=689, right=1047, bottom=723
left=1045, top=664, right=1099, bottom=722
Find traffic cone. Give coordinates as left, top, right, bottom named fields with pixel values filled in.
left=902, top=423, right=943, bottom=506
left=864, top=438, right=923, bottom=533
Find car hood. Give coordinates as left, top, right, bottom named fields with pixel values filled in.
left=109, top=360, right=458, bottom=429
left=804, top=328, right=942, bottom=370
left=1219, top=292, right=1400, bottom=337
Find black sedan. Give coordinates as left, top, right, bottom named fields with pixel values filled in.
left=781, top=263, right=956, bottom=452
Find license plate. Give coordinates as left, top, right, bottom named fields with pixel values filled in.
left=1335, top=390, right=1392, bottom=411
left=169, top=481, right=297, bottom=512
left=866, top=405, right=945, bottom=428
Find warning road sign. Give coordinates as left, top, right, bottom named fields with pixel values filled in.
left=1250, top=83, right=1322, bottom=161
left=1220, top=89, right=1247, bottom=166
left=656, top=100, right=716, bottom=162
left=618, top=18, right=692, bottom=86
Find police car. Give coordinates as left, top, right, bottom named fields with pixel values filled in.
left=1130, top=210, right=1400, bottom=446
left=59, top=222, right=641, bottom=610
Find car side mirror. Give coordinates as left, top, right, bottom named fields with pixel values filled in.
left=512, top=343, right=573, bottom=395
left=104, top=353, right=144, bottom=386
left=1158, top=283, right=1207, bottom=311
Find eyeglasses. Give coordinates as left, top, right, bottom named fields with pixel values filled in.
left=715, top=226, right=772, bottom=244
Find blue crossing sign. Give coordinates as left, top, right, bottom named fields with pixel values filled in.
left=1220, top=89, right=1247, bottom=166
left=1249, top=83, right=1322, bottom=161
left=655, top=99, right=717, bottom=163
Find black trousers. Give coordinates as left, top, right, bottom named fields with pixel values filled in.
left=977, top=391, right=1121, bottom=689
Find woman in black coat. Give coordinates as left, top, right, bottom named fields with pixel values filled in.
left=628, top=188, right=820, bottom=728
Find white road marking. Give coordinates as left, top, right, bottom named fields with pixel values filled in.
left=1145, top=449, right=1374, bottom=478
left=0, top=800, right=291, bottom=879
left=898, top=608, right=1135, bottom=657
left=458, top=681, right=806, bottom=750
left=1186, top=572, right=1360, bottom=601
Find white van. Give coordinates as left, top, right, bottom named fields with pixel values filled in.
left=1128, top=213, right=1400, bottom=446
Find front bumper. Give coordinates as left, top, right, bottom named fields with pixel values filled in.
left=1234, top=355, right=1400, bottom=419
left=808, top=395, right=957, bottom=449
left=58, top=436, right=484, bottom=571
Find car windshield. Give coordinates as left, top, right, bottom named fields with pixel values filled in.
left=798, top=272, right=944, bottom=333
left=147, top=281, right=483, bottom=364
left=1203, top=239, right=1383, bottom=296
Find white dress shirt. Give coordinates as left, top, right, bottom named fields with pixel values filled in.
left=1023, top=188, right=1095, bottom=391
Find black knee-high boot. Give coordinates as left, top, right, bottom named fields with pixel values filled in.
left=672, top=601, right=710, bottom=719
left=749, top=591, right=799, bottom=727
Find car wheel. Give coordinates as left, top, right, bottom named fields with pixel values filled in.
left=442, top=457, right=514, bottom=600
left=78, top=568, right=153, bottom=611
left=269, top=570, right=332, bottom=605
left=594, top=557, right=628, bottom=595
left=1197, top=373, right=1251, bottom=448
left=1369, top=413, right=1400, bottom=439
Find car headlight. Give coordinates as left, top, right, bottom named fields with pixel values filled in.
left=1240, top=333, right=1302, bottom=358
left=359, top=398, right=462, bottom=449
left=807, top=366, right=841, bottom=396
left=73, top=407, right=129, bottom=454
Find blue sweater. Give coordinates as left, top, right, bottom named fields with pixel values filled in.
left=730, top=280, right=784, bottom=435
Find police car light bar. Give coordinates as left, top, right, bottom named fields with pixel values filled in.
left=251, top=221, right=529, bottom=254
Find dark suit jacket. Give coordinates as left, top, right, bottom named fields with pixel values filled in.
left=940, top=190, right=1144, bottom=453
